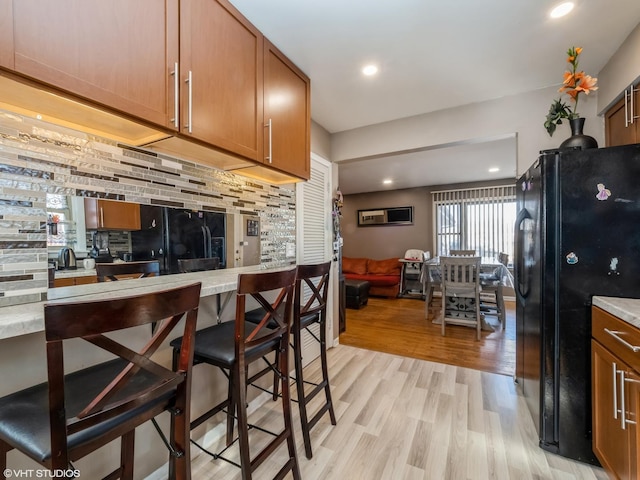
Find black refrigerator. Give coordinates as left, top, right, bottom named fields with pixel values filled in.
left=515, top=143, right=640, bottom=465
left=131, top=205, right=226, bottom=274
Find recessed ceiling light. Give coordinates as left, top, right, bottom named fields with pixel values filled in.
left=362, top=64, right=378, bottom=76
left=550, top=2, right=574, bottom=18
left=383, top=179, right=393, bottom=184
left=488, top=167, right=500, bottom=173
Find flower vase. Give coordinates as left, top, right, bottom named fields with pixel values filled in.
left=560, top=117, right=598, bottom=150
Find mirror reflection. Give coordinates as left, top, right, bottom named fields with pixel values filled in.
left=46, top=195, right=261, bottom=287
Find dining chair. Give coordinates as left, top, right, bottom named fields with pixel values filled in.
left=177, top=257, right=219, bottom=273
left=423, top=261, right=442, bottom=319
left=440, top=255, right=482, bottom=340
left=449, top=249, right=476, bottom=256
left=170, top=268, right=300, bottom=480
left=0, top=282, right=202, bottom=480
left=96, top=260, right=160, bottom=282
left=478, top=253, right=509, bottom=329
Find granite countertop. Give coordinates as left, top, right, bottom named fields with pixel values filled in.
left=592, top=296, right=640, bottom=329
left=0, top=264, right=295, bottom=341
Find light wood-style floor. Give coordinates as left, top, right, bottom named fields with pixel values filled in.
left=190, top=344, right=608, bottom=479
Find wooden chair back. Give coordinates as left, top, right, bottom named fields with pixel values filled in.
left=441, top=256, right=480, bottom=289
left=441, top=256, right=482, bottom=339
left=449, top=249, right=476, bottom=256
left=43, top=282, right=201, bottom=471
left=236, top=268, right=297, bottom=359
left=96, top=260, right=160, bottom=282
left=295, top=262, right=331, bottom=325
left=177, top=257, right=219, bottom=273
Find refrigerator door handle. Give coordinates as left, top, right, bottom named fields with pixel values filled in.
left=204, top=226, right=213, bottom=258
left=200, top=226, right=209, bottom=258
left=514, top=208, right=532, bottom=303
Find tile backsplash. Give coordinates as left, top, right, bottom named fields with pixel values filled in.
left=0, top=110, right=296, bottom=307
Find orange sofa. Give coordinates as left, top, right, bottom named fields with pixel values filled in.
left=342, top=257, right=401, bottom=297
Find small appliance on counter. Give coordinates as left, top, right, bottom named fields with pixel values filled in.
left=57, top=247, right=77, bottom=270
left=89, top=231, right=113, bottom=263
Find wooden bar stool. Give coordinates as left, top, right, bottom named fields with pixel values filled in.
left=177, top=257, right=219, bottom=273
left=171, top=268, right=300, bottom=480
left=0, top=282, right=202, bottom=480
left=96, top=260, right=160, bottom=282
left=245, top=262, right=336, bottom=459
left=291, top=262, right=336, bottom=459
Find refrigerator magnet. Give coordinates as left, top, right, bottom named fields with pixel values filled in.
left=595, top=183, right=611, bottom=201
left=608, top=257, right=620, bottom=275
left=566, top=252, right=578, bottom=264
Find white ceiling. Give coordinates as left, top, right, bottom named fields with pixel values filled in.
left=229, top=0, right=640, bottom=193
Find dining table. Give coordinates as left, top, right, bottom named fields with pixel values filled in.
left=421, top=256, right=514, bottom=326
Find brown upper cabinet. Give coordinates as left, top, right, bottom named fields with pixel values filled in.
left=263, top=39, right=311, bottom=180
left=180, top=0, right=263, bottom=163
left=84, top=198, right=141, bottom=231
left=5, top=0, right=310, bottom=181
left=605, top=84, right=640, bottom=147
left=11, top=0, right=178, bottom=129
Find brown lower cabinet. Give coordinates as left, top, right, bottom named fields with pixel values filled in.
left=53, top=275, right=97, bottom=288
left=592, top=306, right=640, bottom=479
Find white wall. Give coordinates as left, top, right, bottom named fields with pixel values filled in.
left=597, top=22, right=640, bottom=112
left=330, top=85, right=603, bottom=179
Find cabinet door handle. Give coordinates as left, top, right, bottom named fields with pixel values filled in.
left=613, top=361, right=619, bottom=419
left=171, top=62, right=179, bottom=128
left=604, top=328, right=640, bottom=352
left=631, top=85, right=639, bottom=124
left=620, top=369, right=627, bottom=430
left=624, top=377, right=639, bottom=426
left=625, top=88, right=630, bottom=127
left=265, top=118, right=272, bottom=163
left=185, top=70, right=193, bottom=134
left=100, top=207, right=104, bottom=228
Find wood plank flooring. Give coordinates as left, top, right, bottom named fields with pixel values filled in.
left=340, top=296, right=516, bottom=377
left=189, top=345, right=607, bottom=479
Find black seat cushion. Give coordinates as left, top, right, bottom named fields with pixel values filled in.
left=0, top=359, right=172, bottom=463
left=171, top=321, right=281, bottom=367
left=244, top=307, right=318, bottom=329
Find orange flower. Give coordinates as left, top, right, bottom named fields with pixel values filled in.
left=567, top=46, right=583, bottom=63
left=576, top=75, right=598, bottom=95
left=545, top=47, right=598, bottom=136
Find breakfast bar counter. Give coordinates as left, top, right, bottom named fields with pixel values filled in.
left=0, top=263, right=296, bottom=478
left=0, top=264, right=292, bottom=341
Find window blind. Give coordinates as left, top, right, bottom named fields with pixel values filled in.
left=432, top=185, right=516, bottom=261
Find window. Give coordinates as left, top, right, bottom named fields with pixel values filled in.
left=432, top=185, right=516, bottom=262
